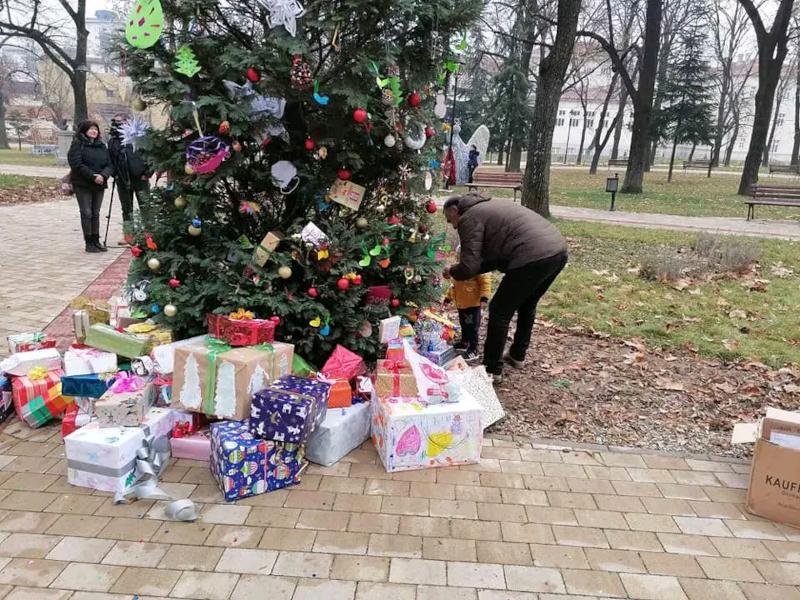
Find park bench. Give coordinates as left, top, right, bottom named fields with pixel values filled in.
left=466, top=168, right=522, bottom=202
left=746, top=184, right=800, bottom=221
left=683, top=159, right=711, bottom=170
left=31, top=144, right=58, bottom=156
left=607, top=158, right=628, bottom=169
left=768, top=164, right=800, bottom=176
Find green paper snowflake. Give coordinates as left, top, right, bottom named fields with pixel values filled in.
left=175, top=45, right=201, bottom=77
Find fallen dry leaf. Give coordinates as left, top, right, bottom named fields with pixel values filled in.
left=671, top=278, right=691, bottom=291
left=728, top=309, right=748, bottom=320
left=771, top=264, right=794, bottom=278
left=744, top=279, right=769, bottom=292
left=624, top=351, right=646, bottom=365
left=722, top=339, right=740, bottom=351
left=654, top=377, right=685, bottom=392
left=785, top=384, right=800, bottom=394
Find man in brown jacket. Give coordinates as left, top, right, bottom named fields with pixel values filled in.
left=443, top=193, right=568, bottom=383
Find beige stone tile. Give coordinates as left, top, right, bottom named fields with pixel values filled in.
left=50, top=563, right=124, bottom=592
left=524, top=506, right=577, bottom=526
left=429, top=499, right=477, bottom=520
left=450, top=519, right=502, bottom=541
left=259, top=527, right=316, bottom=551
left=764, top=540, right=800, bottom=562
left=392, top=469, right=437, bottom=483
left=313, top=531, right=369, bottom=555
left=688, top=501, right=746, bottom=520
left=150, top=520, right=212, bottom=545
left=475, top=502, right=527, bottom=523
left=380, top=496, right=429, bottom=516
left=640, top=551, right=704, bottom=577
left=612, top=481, right=663, bottom=498
left=456, top=485, right=502, bottom=503
left=520, top=475, right=568, bottom=492
left=296, top=508, right=350, bottom=531
left=698, top=557, right=764, bottom=582
left=627, top=468, right=675, bottom=484
left=230, top=575, right=295, bottom=600
left=476, top=541, right=532, bottom=565
left=585, top=466, right=633, bottom=481
left=541, top=463, right=586, bottom=479
left=334, top=493, right=382, bottom=513
left=237, top=488, right=289, bottom=507
left=0, top=491, right=57, bottom=511
left=546, top=491, right=596, bottom=510
left=711, top=537, right=773, bottom=560
left=679, top=578, right=746, bottom=600
left=388, top=557, right=446, bottom=585
left=499, top=461, right=544, bottom=476
left=351, top=464, right=393, bottom=481
left=567, top=477, right=616, bottom=495
left=656, top=533, right=718, bottom=556
left=159, top=543, right=223, bottom=571
left=410, top=482, right=455, bottom=500
left=320, top=477, right=367, bottom=495
left=272, top=550, right=333, bottom=578
left=398, top=516, right=449, bottom=537
left=620, top=573, right=687, bottom=600
left=504, top=565, right=565, bottom=593
left=601, top=452, right=648, bottom=468
left=246, top=507, right=300, bottom=528
left=284, top=490, right=335, bottom=510
left=552, top=525, right=608, bottom=548
left=477, top=591, right=537, bottom=600
left=673, top=471, right=725, bottom=487
left=46, top=515, right=111, bottom=537
left=2, top=456, right=59, bottom=474
left=215, top=548, right=278, bottom=575
left=716, top=473, right=749, bottom=489
left=703, top=487, right=746, bottom=504
left=204, top=524, right=264, bottom=548
left=96, top=516, right=161, bottom=541
left=4, top=587, right=71, bottom=600
left=643, top=455, right=689, bottom=470
left=658, top=484, right=710, bottom=501
left=348, top=513, right=400, bottom=534
left=500, top=522, right=555, bottom=544
left=93, top=497, right=155, bottom=518
left=0, top=533, right=61, bottom=558
left=675, top=516, right=733, bottom=537
left=482, top=446, right=523, bottom=461
left=417, top=584, right=478, bottom=600
left=446, top=561, right=505, bottom=589
left=101, top=541, right=169, bottom=567
left=307, top=462, right=351, bottom=477
left=331, top=555, right=390, bottom=582
left=364, top=479, right=410, bottom=496
left=437, top=470, right=481, bottom=486
left=422, top=537, right=476, bottom=562
left=562, top=568, right=626, bottom=597
left=367, top=534, right=421, bottom=558
left=499, top=488, right=548, bottom=506
left=724, top=519, right=786, bottom=540
left=752, top=559, right=800, bottom=585
left=478, top=473, right=525, bottom=489
left=293, top=578, right=356, bottom=600
left=45, top=536, right=114, bottom=562
left=356, top=581, right=415, bottom=600
left=170, top=571, right=240, bottom=599
left=625, top=512, right=680, bottom=533
left=0, top=558, right=66, bottom=586
left=642, top=497, right=695, bottom=516
left=199, top=503, right=250, bottom=525
left=574, top=509, right=629, bottom=530
left=518, top=448, right=563, bottom=463
left=585, top=548, right=647, bottom=573
left=43, top=494, right=105, bottom=515
left=594, top=494, right=646, bottom=513
left=0, top=511, right=59, bottom=533
left=739, top=582, right=800, bottom=600
left=530, top=543, right=589, bottom=569
left=606, top=530, right=663, bottom=552
left=1, top=472, right=59, bottom=491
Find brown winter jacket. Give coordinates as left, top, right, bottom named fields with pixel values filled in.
left=449, top=195, right=567, bottom=281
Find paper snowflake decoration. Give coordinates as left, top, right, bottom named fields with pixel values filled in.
left=257, top=0, right=305, bottom=37
left=120, top=116, right=150, bottom=150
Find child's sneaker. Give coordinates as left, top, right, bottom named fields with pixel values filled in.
left=463, top=349, right=480, bottom=364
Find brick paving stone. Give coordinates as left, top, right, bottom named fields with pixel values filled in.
left=50, top=563, right=124, bottom=592
left=739, top=582, right=800, bottom=600
left=230, top=575, right=295, bottom=600
left=504, top=565, right=565, bottom=593
left=752, top=559, right=800, bottom=585
left=605, top=530, right=664, bottom=552
left=529, top=543, right=589, bottom=569
left=561, top=568, right=626, bottom=597
left=698, top=557, right=764, bottom=582
left=0, top=533, right=61, bottom=558
left=584, top=548, right=647, bottom=573
left=475, top=540, right=533, bottom=565
left=388, top=557, right=446, bottom=585
left=417, top=584, right=478, bottom=600
left=356, top=581, right=415, bottom=600
left=710, top=537, right=773, bottom=560
left=45, top=536, right=114, bottom=562
left=170, top=571, right=240, bottom=599
left=422, top=536, right=477, bottom=561
left=679, top=578, right=747, bottom=600
left=620, top=573, right=688, bottom=600
left=446, top=561, right=505, bottom=589
left=331, top=555, right=390, bottom=582
left=640, top=551, right=704, bottom=577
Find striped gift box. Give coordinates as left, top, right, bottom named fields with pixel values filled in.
left=11, top=369, right=71, bottom=428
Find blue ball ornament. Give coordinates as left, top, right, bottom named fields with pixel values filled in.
left=191, top=217, right=202, bottom=228
left=150, top=303, right=161, bottom=314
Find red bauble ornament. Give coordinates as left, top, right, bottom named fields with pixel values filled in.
left=391, top=298, right=401, bottom=308
left=246, top=67, right=261, bottom=82
left=130, top=246, right=143, bottom=257
left=168, top=278, right=181, bottom=289
left=353, top=275, right=362, bottom=285
left=353, top=108, right=368, bottom=123
left=407, top=91, right=422, bottom=107
left=388, top=215, right=401, bottom=225
left=382, top=237, right=390, bottom=246
left=304, top=138, right=315, bottom=151
left=218, top=121, right=231, bottom=135
left=307, top=287, right=318, bottom=298
left=337, top=277, right=350, bottom=291
left=425, top=126, right=435, bottom=138
left=425, top=200, right=438, bottom=214
left=418, top=224, right=429, bottom=234
left=270, top=316, right=281, bottom=324
left=337, top=168, right=351, bottom=180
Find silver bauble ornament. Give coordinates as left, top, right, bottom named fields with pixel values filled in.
left=147, top=257, right=160, bottom=271
left=383, top=134, right=396, bottom=148
left=356, top=217, right=369, bottom=229
left=164, top=304, right=177, bottom=317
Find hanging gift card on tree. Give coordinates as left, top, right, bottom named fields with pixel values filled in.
left=126, top=0, right=164, bottom=49
left=328, top=179, right=365, bottom=211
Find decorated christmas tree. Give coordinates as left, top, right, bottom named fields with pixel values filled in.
left=122, top=0, right=481, bottom=365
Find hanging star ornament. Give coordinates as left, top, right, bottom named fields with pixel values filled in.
left=257, top=0, right=305, bottom=37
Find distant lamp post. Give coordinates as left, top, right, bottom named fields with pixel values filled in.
left=606, top=173, right=619, bottom=211
left=563, top=109, right=580, bottom=164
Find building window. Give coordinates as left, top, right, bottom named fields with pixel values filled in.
left=777, top=113, right=785, bottom=127
left=105, top=89, right=115, bottom=99
left=772, top=139, right=780, bottom=153
left=569, top=117, right=580, bottom=127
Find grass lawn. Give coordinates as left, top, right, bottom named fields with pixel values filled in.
left=0, top=173, right=56, bottom=188
left=538, top=220, right=800, bottom=367
left=0, top=148, right=58, bottom=167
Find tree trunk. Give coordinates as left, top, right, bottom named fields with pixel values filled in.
left=668, top=134, right=679, bottom=182
left=588, top=74, right=618, bottom=174
left=576, top=111, right=588, bottom=165
left=507, top=7, right=538, bottom=174
left=590, top=113, right=622, bottom=174
left=72, top=0, right=90, bottom=124
left=0, top=95, right=9, bottom=150
left=763, top=91, right=784, bottom=166
left=688, top=143, right=696, bottom=161
left=725, top=115, right=739, bottom=166
left=496, top=146, right=504, bottom=165
left=792, top=59, right=800, bottom=165
left=621, top=0, right=663, bottom=194
left=712, top=70, right=731, bottom=169
left=611, top=88, right=628, bottom=159
left=521, top=0, right=583, bottom=217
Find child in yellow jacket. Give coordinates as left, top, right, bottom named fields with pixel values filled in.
left=446, top=246, right=492, bottom=362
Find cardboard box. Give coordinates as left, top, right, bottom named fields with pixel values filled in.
left=733, top=408, right=800, bottom=527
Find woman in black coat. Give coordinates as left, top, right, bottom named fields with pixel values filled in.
left=68, top=120, right=114, bottom=252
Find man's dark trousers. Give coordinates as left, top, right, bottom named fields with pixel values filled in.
left=483, top=251, right=568, bottom=375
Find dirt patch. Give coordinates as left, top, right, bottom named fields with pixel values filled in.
left=0, top=181, right=62, bottom=206
left=482, top=319, right=799, bottom=458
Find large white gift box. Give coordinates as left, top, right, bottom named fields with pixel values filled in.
left=306, top=402, right=371, bottom=466
left=64, top=345, right=118, bottom=376
left=370, top=389, right=482, bottom=472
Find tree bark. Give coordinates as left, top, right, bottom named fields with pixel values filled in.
left=725, top=111, right=740, bottom=166
left=588, top=74, right=619, bottom=174
left=688, top=142, right=696, bottom=161
left=793, top=59, right=800, bottom=165
left=590, top=113, right=621, bottom=174
left=0, top=94, right=9, bottom=150
left=763, top=80, right=787, bottom=166
left=621, top=0, right=662, bottom=194
left=521, top=0, right=583, bottom=217
left=576, top=105, right=589, bottom=165
left=611, top=88, right=628, bottom=159
left=668, top=133, right=679, bottom=182
left=507, top=0, right=539, bottom=173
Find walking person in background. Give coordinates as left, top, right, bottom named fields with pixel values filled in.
left=68, top=120, right=114, bottom=253
left=467, top=144, right=480, bottom=183
left=109, top=113, right=151, bottom=245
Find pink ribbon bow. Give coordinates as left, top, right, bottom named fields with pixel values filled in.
left=110, top=372, right=143, bottom=394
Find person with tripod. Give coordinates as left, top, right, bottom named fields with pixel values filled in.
left=109, top=113, right=151, bottom=246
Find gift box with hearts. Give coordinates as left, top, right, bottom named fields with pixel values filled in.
left=370, top=388, right=482, bottom=472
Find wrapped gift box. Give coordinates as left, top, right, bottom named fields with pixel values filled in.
left=7, top=332, right=57, bottom=354
left=64, top=345, right=118, bottom=376
left=402, top=339, right=461, bottom=404
left=151, top=335, right=207, bottom=375
left=61, top=373, right=116, bottom=399
left=306, top=402, right=371, bottom=467
left=0, top=348, right=62, bottom=377
left=171, top=428, right=211, bottom=461
left=379, top=317, right=401, bottom=344
left=421, top=347, right=459, bottom=367
left=374, top=359, right=418, bottom=399
left=250, top=387, right=319, bottom=444
left=210, top=420, right=306, bottom=501
left=125, top=322, right=173, bottom=347
left=269, top=375, right=330, bottom=428
left=71, top=296, right=111, bottom=325
left=73, top=310, right=90, bottom=344
left=207, top=313, right=276, bottom=347
left=84, top=324, right=151, bottom=359
left=153, top=375, right=172, bottom=406
left=172, top=339, right=294, bottom=420
left=61, top=403, right=92, bottom=438
left=0, top=375, right=13, bottom=423
left=11, top=369, right=70, bottom=428
left=65, top=407, right=173, bottom=494
left=323, top=379, right=352, bottom=409
left=321, top=345, right=365, bottom=380
left=370, top=390, right=483, bottom=472
left=95, top=379, right=154, bottom=428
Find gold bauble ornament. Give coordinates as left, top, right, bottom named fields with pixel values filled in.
left=174, top=195, right=186, bottom=209
left=184, top=163, right=195, bottom=175
left=188, top=225, right=202, bottom=236
left=356, top=217, right=369, bottom=229
left=147, top=257, right=160, bottom=271
left=163, top=304, right=177, bottom=317
left=132, top=98, right=147, bottom=112
left=278, top=266, right=293, bottom=279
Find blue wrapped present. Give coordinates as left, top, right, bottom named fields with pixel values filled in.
left=249, top=386, right=318, bottom=444
left=210, top=420, right=305, bottom=502
left=269, top=375, right=330, bottom=429
left=61, top=373, right=116, bottom=399
left=0, top=375, right=12, bottom=422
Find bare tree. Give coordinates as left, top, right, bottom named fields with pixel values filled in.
left=521, top=0, right=583, bottom=217
left=763, top=55, right=796, bottom=166
left=588, top=72, right=622, bottom=172
left=0, top=0, right=90, bottom=125
left=35, top=59, right=74, bottom=126
left=736, top=0, right=795, bottom=195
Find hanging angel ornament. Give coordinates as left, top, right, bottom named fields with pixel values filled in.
left=257, top=0, right=305, bottom=37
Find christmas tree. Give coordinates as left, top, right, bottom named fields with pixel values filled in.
left=122, top=0, right=481, bottom=365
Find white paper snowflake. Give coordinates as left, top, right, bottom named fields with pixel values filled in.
left=257, top=0, right=305, bottom=37
left=120, top=115, right=150, bottom=150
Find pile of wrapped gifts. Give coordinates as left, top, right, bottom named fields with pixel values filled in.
left=0, top=295, right=506, bottom=504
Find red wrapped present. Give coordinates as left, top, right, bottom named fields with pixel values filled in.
left=321, top=345, right=366, bottom=380
left=11, top=368, right=71, bottom=428
left=207, top=310, right=276, bottom=346
left=326, top=379, right=353, bottom=409
left=7, top=332, right=57, bottom=354
left=61, top=403, right=91, bottom=438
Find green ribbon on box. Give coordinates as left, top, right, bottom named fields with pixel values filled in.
left=203, top=336, right=231, bottom=416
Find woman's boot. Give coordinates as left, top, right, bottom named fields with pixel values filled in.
left=92, top=235, right=108, bottom=252
left=85, top=235, right=101, bottom=253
